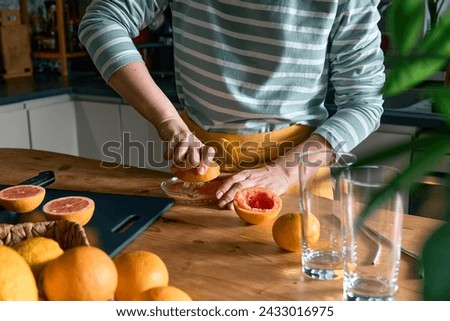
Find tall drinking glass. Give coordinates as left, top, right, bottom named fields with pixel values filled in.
left=340, top=165, right=405, bottom=301
left=298, top=150, right=357, bottom=280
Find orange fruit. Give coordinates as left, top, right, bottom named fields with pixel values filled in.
left=0, top=245, right=39, bottom=301
left=173, top=161, right=221, bottom=182
left=141, top=285, right=192, bottom=301
left=272, top=212, right=320, bottom=252
left=114, top=250, right=169, bottom=301
left=42, top=245, right=117, bottom=301
left=233, top=186, right=282, bottom=225
left=0, top=185, right=45, bottom=213
left=42, top=196, right=95, bottom=226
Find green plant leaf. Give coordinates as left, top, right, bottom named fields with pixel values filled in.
left=351, top=130, right=450, bottom=168
left=419, top=8, right=450, bottom=55
left=422, top=221, right=450, bottom=300
left=382, top=56, right=447, bottom=96
left=356, top=137, right=450, bottom=226
left=424, top=87, right=450, bottom=124
left=387, top=0, right=425, bottom=54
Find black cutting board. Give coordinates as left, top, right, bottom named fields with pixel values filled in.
left=0, top=186, right=174, bottom=257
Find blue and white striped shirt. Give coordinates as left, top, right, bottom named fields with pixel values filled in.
left=79, top=0, right=385, bottom=152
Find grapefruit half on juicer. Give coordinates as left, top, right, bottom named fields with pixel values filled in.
left=42, top=196, right=95, bottom=226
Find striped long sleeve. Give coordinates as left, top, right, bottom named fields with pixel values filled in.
left=79, top=0, right=385, bottom=152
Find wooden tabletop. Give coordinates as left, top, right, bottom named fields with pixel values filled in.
left=0, top=148, right=443, bottom=301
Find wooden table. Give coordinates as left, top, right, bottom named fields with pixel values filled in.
left=0, top=148, right=443, bottom=301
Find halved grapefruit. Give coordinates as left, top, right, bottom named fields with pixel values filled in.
left=0, top=185, right=46, bottom=213
left=173, top=161, right=221, bottom=182
left=42, top=196, right=95, bottom=226
left=233, top=186, right=282, bottom=225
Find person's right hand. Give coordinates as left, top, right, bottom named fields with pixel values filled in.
left=156, top=117, right=215, bottom=175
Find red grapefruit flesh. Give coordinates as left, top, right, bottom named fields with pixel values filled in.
left=233, top=186, right=282, bottom=225
left=0, top=185, right=46, bottom=213
left=42, top=196, right=95, bottom=226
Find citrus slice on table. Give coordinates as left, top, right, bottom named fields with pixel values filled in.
left=172, top=161, right=221, bottom=182
left=0, top=185, right=46, bottom=213
left=233, top=186, right=282, bottom=225
left=42, top=196, right=95, bottom=226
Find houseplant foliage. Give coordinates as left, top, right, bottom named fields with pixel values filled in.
left=355, top=0, right=450, bottom=300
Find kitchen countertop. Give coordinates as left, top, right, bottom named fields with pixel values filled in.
left=0, top=72, right=446, bottom=129
left=0, top=72, right=178, bottom=106
left=0, top=148, right=443, bottom=301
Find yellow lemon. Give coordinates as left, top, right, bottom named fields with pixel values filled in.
left=0, top=245, right=39, bottom=300
left=12, top=237, right=64, bottom=280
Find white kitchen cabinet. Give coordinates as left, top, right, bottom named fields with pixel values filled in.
left=351, top=123, right=417, bottom=171
left=75, top=99, right=122, bottom=162
left=26, top=95, right=78, bottom=156
left=120, top=104, right=170, bottom=172
left=0, top=102, right=30, bottom=149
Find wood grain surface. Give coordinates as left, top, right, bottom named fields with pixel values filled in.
left=0, top=148, right=443, bottom=301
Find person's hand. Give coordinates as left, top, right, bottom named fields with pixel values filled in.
left=215, top=164, right=292, bottom=209
left=214, top=134, right=333, bottom=209
left=156, top=117, right=215, bottom=174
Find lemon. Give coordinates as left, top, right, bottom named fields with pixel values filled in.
left=0, top=245, right=39, bottom=300
left=12, top=237, right=64, bottom=280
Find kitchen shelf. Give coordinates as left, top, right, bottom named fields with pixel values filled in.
left=33, top=51, right=87, bottom=60
left=20, top=0, right=87, bottom=77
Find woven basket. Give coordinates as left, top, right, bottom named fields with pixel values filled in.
left=0, top=220, right=90, bottom=249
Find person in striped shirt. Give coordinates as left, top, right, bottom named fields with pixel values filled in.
left=79, top=0, right=385, bottom=209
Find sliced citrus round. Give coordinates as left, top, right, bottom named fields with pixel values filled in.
left=0, top=185, right=46, bottom=213
left=272, top=212, right=320, bottom=252
left=42, top=196, right=95, bottom=226
left=114, top=250, right=169, bottom=301
left=42, top=245, right=117, bottom=301
left=173, top=161, right=221, bottom=182
left=141, top=285, right=192, bottom=301
left=233, top=186, right=282, bottom=225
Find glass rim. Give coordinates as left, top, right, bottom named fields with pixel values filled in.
left=340, top=164, right=400, bottom=188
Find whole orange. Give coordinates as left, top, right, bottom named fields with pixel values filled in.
left=42, top=246, right=117, bottom=301
left=272, top=212, right=320, bottom=252
left=114, top=250, right=169, bottom=301
left=140, top=285, right=192, bottom=301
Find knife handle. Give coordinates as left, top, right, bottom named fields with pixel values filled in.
left=19, top=171, right=56, bottom=187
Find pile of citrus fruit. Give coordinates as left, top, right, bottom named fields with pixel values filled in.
left=0, top=238, right=192, bottom=301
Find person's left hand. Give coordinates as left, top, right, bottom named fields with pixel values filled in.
left=215, top=164, right=292, bottom=209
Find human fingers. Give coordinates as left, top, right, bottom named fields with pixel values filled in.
left=197, top=146, right=216, bottom=175
left=216, top=171, right=255, bottom=209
